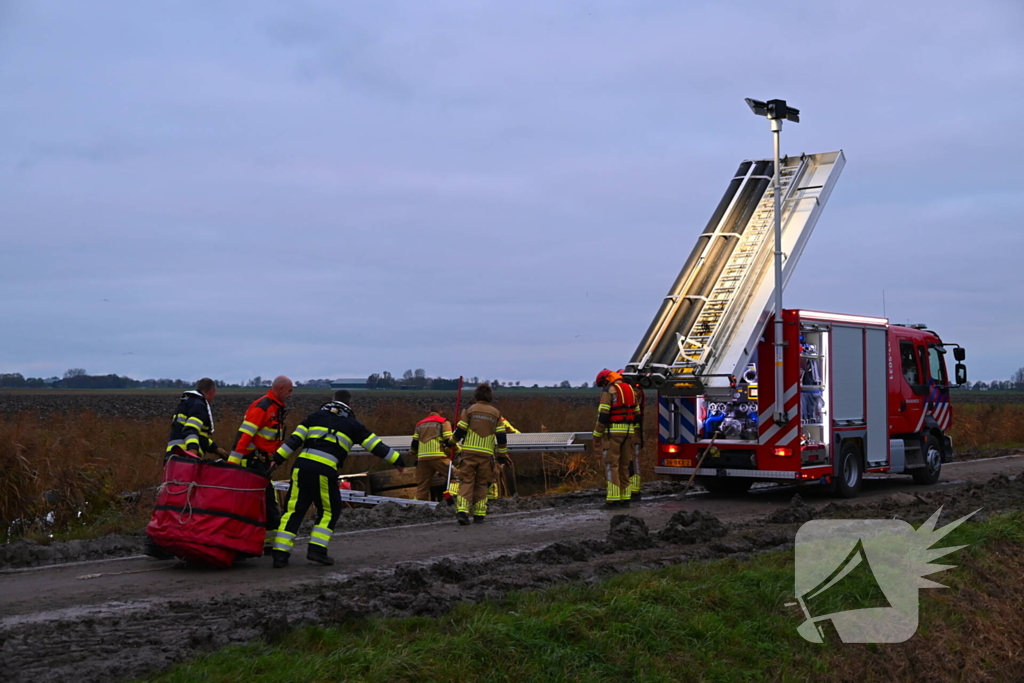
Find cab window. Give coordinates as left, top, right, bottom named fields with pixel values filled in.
left=928, top=345, right=948, bottom=384
left=899, top=340, right=920, bottom=385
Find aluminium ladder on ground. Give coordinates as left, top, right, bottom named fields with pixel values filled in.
left=624, top=151, right=846, bottom=395
left=273, top=431, right=592, bottom=509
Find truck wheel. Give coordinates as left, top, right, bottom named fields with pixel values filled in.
left=912, top=434, right=943, bottom=485
left=700, top=478, right=753, bottom=496
left=835, top=441, right=863, bottom=498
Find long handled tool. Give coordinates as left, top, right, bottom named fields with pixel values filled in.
left=679, top=428, right=722, bottom=499
left=442, top=376, right=463, bottom=505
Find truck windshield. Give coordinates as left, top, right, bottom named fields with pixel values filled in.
left=928, top=345, right=948, bottom=384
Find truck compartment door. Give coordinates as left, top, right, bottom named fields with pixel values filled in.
left=865, top=328, right=888, bottom=466
left=832, top=326, right=865, bottom=425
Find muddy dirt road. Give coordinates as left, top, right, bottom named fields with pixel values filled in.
left=2, top=455, right=1023, bottom=682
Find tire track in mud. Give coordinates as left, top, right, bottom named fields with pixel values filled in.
left=3, top=467, right=1024, bottom=683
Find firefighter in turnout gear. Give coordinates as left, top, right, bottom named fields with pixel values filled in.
left=489, top=417, right=519, bottom=500
left=268, top=391, right=406, bottom=568
left=450, top=383, right=507, bottom=525
left=147, top=378, right=226, bottom=559
left=164, top=377, right=226, bottom=461
left=410, top=406, right=454, bottom=501
left=228, top=375, right=293, bottom=552
left=593, top=369, right=641, bottom=508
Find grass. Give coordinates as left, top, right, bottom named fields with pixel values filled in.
left=948, top=403, right=1024, bottom=451
left=146, top=512, right=1024, bottom=683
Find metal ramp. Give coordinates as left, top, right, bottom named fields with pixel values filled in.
left=624, top=151, right=845, bottom=395
left=275, top=432, right=592, bottom=508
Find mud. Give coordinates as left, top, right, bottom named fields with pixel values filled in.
left=657, top=509, right=728, bottom=545
left=2, top=467, right=1023, bottom=683
left=1, top=480, right=696, bottom=570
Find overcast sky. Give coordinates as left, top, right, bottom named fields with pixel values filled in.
left=1, top=0, right=1021, bottom=385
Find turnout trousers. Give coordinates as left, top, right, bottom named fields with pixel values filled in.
left=627, top=438, right=642, bottom=496
left=456, top=452, right=493, bottom=518
left=602, top=433, right=633, bottom=502
left=246, top=454, right=282, bottom=548
left=270, top=458, right=340, bottom=556
left=415, top=456, right=452, bottom=501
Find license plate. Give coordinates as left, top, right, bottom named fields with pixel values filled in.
left=664, top=458, right=694, bottom=467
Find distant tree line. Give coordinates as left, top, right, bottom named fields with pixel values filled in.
left=953, top=366, right=1024, bottom=391
left=0, top=368, right=594, bottom=390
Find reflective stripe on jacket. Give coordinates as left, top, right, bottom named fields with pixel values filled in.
left=274, top=408, right=402, bottom=471
left=593, top=381, right=640, bottom=438
left=410, top=415, right=453, bottom=459
left=229, top=392, right=287, bottom=464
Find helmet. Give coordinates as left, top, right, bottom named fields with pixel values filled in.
left=595, top=369, right=622, bottom=388
left=320, top=400, right=353, bottom=417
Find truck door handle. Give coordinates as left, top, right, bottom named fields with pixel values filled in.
left=900, top=400, right=907, bottom=411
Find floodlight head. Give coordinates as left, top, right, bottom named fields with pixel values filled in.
left=745, top=97, right=768, bottom=117
left=766, top=98, right=800, bottom=123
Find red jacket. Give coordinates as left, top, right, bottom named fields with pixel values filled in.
left=229, top=392, right=287, bottom=464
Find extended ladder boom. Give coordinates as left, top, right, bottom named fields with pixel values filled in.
left=624, top=151, right=845, bottom=396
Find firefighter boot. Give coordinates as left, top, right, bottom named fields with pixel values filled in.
left=473, top=515, right=486, bottom=524
left=456, top=512, right=471, bottom=526
left=143, top=535, right=175, bottom=560
left=272, top=550, right=289, bottom=569
left=307, top=545, right=335, bottom=566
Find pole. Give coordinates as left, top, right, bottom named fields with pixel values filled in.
left=772, top=118, right=787, bottom=426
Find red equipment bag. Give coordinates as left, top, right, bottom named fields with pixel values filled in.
left=146, top=455, right=267, bottom=568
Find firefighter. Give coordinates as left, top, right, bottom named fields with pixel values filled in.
left=165, top=377, right=227, bottom=461
left=593, top=369, right=641, bottom=508
left=450, top=383, right=508, bottom=525
left=146, top=378, right=227, bottom=559
left=410, top=405, right=454, bottom=501
left=489, top=417, right=520, bottom=500
left=228, top=375, right=293, bottom=552
left=621, top=369, right=645, bottom=500
left=268, top=390, right=406, bottom=568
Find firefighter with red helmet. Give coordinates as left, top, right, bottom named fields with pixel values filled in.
left=228, top=375, right=293, bottom=552
left=593, top=369, right=641, bottom=508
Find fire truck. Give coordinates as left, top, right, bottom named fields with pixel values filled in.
left=622, top=151, right=968, bottom=497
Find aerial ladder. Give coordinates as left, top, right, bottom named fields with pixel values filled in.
left=622, top=151, right=846, bottom=399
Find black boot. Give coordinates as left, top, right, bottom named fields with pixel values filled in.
left=306, top=545, right=335, bottom=566
left=143, top=536, right=175, bottom=560
left=473, top=515, right=486, bottom=524
left=456, top=512, right=471, bottom=526
left=272, top=550, right=290, bottom=569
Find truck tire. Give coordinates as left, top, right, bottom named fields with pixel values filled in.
left=835, top=441, right=863, bottom=498
left=699, top=478, right=753, bottom=496
left=912, top=434, right=943, bottom=485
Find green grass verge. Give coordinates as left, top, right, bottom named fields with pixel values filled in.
left=146, top=512, right=1024, bottom=683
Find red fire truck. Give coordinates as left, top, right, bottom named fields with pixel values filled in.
left=622, top=151, right=967, bottom=497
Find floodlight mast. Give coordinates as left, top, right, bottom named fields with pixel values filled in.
left=745, top=97, right=800, bottom=426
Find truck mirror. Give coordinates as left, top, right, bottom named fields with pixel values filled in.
left=955, top=363, right=967, bottom=386
left=954, top=347, right=966, bottom=361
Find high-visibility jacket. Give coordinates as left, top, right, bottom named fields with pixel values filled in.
left=501, top=418, right=520, bottom=434
left=593, top=380, right=641, bottom=438
left=410, top=414, right=453, bottom=459
left=452, top=401, right=507, bottom=456
left=166, top=391, right=219, bottom=458
left=273, top=408, right=404, bottom=471
left=229, top=392, right=287, bottom=465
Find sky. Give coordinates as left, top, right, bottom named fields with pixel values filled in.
left=1, top=0, right=1022, bottom=386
